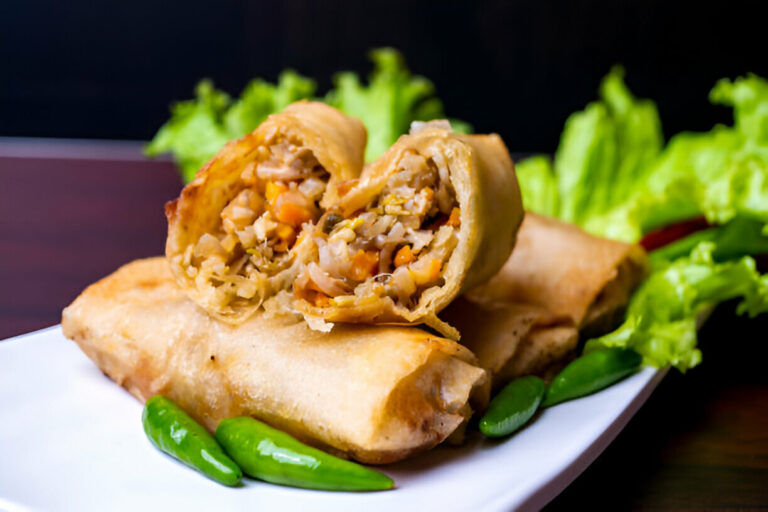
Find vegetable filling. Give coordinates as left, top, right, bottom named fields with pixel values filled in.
left=295, top=149, right=460, bottom=310
left=186, top=133, right=328, bottom=306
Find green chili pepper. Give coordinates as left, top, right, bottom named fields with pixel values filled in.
left=479, top=376, right=546, bottom=438
left=542, top=347, right=643, bottom=407
left=215, top=417, right=394, bottom=492
left=142, top=396, right=242, bottom=486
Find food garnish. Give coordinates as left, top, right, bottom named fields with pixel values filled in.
left=479, top=376, right=546, bottom=438
left=517, top=69, right=768, bottom=371
left=542, top=348, right=643, bottom=407
left=216, top=417, right=394, bottom=492
left=142, top=396, right=242, bottom=486
left=587, top=242, right=768, bottom=371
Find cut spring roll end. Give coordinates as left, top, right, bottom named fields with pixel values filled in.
left=292, top=122, right=524, bottom=339
left=165, top=102, right=366, bottom=324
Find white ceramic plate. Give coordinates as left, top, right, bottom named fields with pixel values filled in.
left=0, top=327, right=666, bottom=512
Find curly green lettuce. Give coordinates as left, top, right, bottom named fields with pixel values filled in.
left=520, top=69, right=768, bottom=371
left=517, top=71, right=768, bottom=243
left=554, top=66, right=664, bottom=229
left=325, top=48, right=470, bottom=162
left=145, top=72, right=316, bottom=182
left=515, top=155, right=560, bottom=219
left=223, top=71, right=317, bottom=139
left=587, top=241, right=768, bottom=371
left=146, top=48, right=468, bottom=182
left=648, top=217, right=768, bottom=265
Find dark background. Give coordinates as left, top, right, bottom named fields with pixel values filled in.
left=1, top=0, right=766, bottom=151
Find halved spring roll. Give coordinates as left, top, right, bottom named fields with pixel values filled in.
left=291, top=121, right=524, bottom=339
left=467, top=212, right=649, bottom=335
left=165, top=101, right=366, bottom=324
left=61, top=258, right=489, bottom=464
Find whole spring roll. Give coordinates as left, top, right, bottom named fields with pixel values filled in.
left=165, top=102, right=366, bottom=324
left=447, top=213, right=647, bottom=389
left=291, top=121, right=524, bottom=339
left=61, top=258, right=489, bottom=464
left=445, top=298, right=578, bottom=389
left=467, top=212, right=649, bottom=335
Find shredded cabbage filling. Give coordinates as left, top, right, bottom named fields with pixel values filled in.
left=186, top=133, right=328, bottom=308
left=295, top=149, right=460, bottom=310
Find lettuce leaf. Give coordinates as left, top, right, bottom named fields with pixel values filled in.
left=519, top=69, right=768, bottom=372
left=554, top=66, right=664, bottom=228
left=144, top=80, right=234, bottom=183
left=648, top=216, right=768, bottom=264
left=146, top=49, right=467, bottom=182
left=587, top=241, right=768, bottom=371
left=325, top=48, right=470, bottom=162
left=515, top=155, right=560, bottom=218
left=516, top=71, right=768, bottom=243
left=222, top=71, right=317, bottom=138
left=145, top=72, right=316, bottom=182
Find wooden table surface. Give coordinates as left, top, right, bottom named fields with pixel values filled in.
left=1, top=139, right=766, bottom=510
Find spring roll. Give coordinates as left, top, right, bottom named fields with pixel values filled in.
left=446, top=213, right=647, bottom=389
left=467, top=212, right=649, bottom=334
left=292, top=121, right=524, bottom=339
left=444, top=298, right=578, bottom=389
left=61, top=257, right=489, bottom=464
left=165, top=102, right=367, bottom=324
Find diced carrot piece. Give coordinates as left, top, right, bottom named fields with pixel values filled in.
left=276, top=223, right=296, bottom=243
left=265, top=181, right=288, bottom=205
left=350, top=250, right=380, bottom=282
left=277, top=202, right=313, bottom=227
left=428, top=258, right=442, bottom=281
left=394, top=245, right=415, bottom=267
left=314, top=292, right=332, bottom=308
left=446, top=207, right=461, bottom=227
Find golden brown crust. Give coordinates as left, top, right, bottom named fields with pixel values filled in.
left=444, top=298, right=578, bottom=389
left=467, top=212, right=649, bottom=328
left=296, top=127, right=524, bottom=339
left=449, top=213, right=647, bottom=389
left=61, top=257, right=488, bottom=464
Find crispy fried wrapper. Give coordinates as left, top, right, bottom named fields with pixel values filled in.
left=445, top=298, right=578, bottom=389
left=61, top=258, right=489, bottom=464
left=467, top=212, right=649, bottom=334
left=292, top=121, right=524, bottom=339
left=165, top=101, right=366, bottom=325
left=448, top=213, right=648, bottom=388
